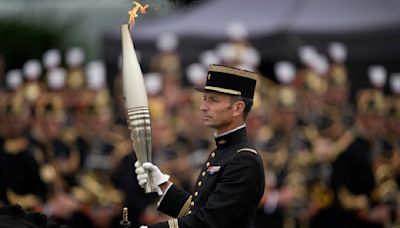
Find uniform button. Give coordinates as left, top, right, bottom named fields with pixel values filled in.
left=206, top=162, right=210, bottom=167
left=197, top=181, right=202, bottom=187
left=202, top=172, right=206, bottom=176
left=211, top=152, right=216, bottom=158
left=188, top=211, right=192, bottom=214
left=190, top=201, right=195, bottom=207
left=194, top=191, right=199, bottom=197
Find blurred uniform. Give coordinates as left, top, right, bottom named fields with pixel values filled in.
left=30, top=93, right=80, bottom=191
left=22, top=59, right=44, bottom=109
left=331, top=89, right=390, bottom=228
left=0, top=204, right=64, bottom=228
left=308, top=106, right=353, bottom=228
left=71, top=70, right=127, bottom=227
left=64, top=47, right=86, bottom=111
left=216, top=21, right=253, bottom=68
left=256, top=84, right=313, bottom=228
left=0, top=90, right=48, bottom=209
left=379, top=76, right=400, bottom=226
left=150, top=33, right=186, bottom=115
left=150, top=33, right=182, bottom=79
left=325, top=42, right=354, bottom=127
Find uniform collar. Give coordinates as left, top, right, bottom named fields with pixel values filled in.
left=214, top=125, right=247, bottom=150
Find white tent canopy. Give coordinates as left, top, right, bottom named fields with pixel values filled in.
left=131, top=0, right=400, bottom=40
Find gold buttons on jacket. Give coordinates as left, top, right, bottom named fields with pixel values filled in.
left=211, top=152, right=216, bottom=158
left=218, top=140, right=226, bottom=145
left=194, top=191, right=199, bottom=197
left=202, top=172, right=206, bottom=177
left=188, top=211, right=192, bottom=214
left=197, top=181, right=202, bottom=187
left=206, top=162, right=210, bottom=167
left=190, top=201, right=195, bottom=207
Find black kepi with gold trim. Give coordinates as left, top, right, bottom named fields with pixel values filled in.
left=196, top=65, right=258, bottom=99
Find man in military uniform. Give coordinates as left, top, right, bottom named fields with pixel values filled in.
left=256, top=84, right=314, bottom=228
left=135, top=65, right=265, bottom=228
left=331, top=89, right=391, bottom=228
left=0, top=90, right=48, bottom=209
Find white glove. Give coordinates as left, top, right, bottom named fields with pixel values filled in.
left=134, top=161, right=170, bottom=195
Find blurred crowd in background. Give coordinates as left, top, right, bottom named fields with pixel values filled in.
left=0, top=20, right=400, bottom=228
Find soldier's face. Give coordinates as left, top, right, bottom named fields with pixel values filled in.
left=200, top=92, right=235, bottom=131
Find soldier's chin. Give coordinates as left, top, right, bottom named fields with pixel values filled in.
left=203, top=120, right=215, bottom=127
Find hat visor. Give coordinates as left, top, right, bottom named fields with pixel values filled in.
left=194, top=86, right=241, bottom=96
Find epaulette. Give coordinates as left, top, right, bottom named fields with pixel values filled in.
left=338, top=187, right=369, bottom=210
left=3, top=138, right=28, bottom=155
left=237, top=148, right=257, bottom=155
left=6, top=189, right=40, bottom=209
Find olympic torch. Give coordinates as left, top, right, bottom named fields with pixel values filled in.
left=121, top=22, right=155, bottom=193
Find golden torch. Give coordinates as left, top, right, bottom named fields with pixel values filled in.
left=121, top=2, right=155, bottom=193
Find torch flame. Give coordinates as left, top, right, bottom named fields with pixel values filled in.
left=128, top=1, right=149, bottom=28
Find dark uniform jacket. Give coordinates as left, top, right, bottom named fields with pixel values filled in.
left=0, top=137, right=48, bottom=203
left=149, top=126, right=265, bottom=228
left=331, top=136, right=381, bottom=228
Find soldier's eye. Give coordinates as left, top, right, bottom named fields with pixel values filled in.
left=210, top=97, right=219, bottom=103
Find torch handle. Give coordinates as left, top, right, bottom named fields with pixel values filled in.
left=126, top=107, right=156, bottom=194
left=144, top=171, right=154, bottom=193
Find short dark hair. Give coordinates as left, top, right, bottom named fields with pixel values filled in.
left=230, top=95, right=253, bottom=120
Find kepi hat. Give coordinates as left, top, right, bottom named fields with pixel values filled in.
left=196, top=64, right=258, bottom=99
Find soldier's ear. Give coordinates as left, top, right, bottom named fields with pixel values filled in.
left=233, top=101, right=244, bottom=117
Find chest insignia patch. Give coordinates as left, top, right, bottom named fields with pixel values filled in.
left=207, top=166, right=221, bottom=175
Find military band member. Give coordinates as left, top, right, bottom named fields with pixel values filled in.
left=22, top=59, right=44, bottom=108
left=331, top=89, right=391, bottom=228
left=296, top=46, right=328, bottom=127
left=0, top=90, right=47, bottom=209
left=64, top=46, right=86, bottom=110
left=326, top=42, right=354, bottom=127
left=256, top=83, right=313, bottom=228
left=150, top=33, right=182, bottom=79
left=135, top=65, right=265, bottom=228
left=31, top=93, right=80, bottom=190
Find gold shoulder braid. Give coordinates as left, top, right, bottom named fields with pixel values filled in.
left=168, top=218, right=179, bottom=228
left=4, top=138, right=28, bottom=155
left=178, top=195, right=192, bottom=218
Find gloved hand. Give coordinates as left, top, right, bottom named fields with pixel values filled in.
left=134, top=161, right=170, bottom=195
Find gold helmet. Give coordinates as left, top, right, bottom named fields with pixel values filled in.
left=35, top=94, right=65, bottom=121
left=328, top=64, right=348, bottom=87
left=356, top=89, right=385, bottom=114
left=385, top=97, right=400, bottom=120
left=0, top=93, right=26, bottom=117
